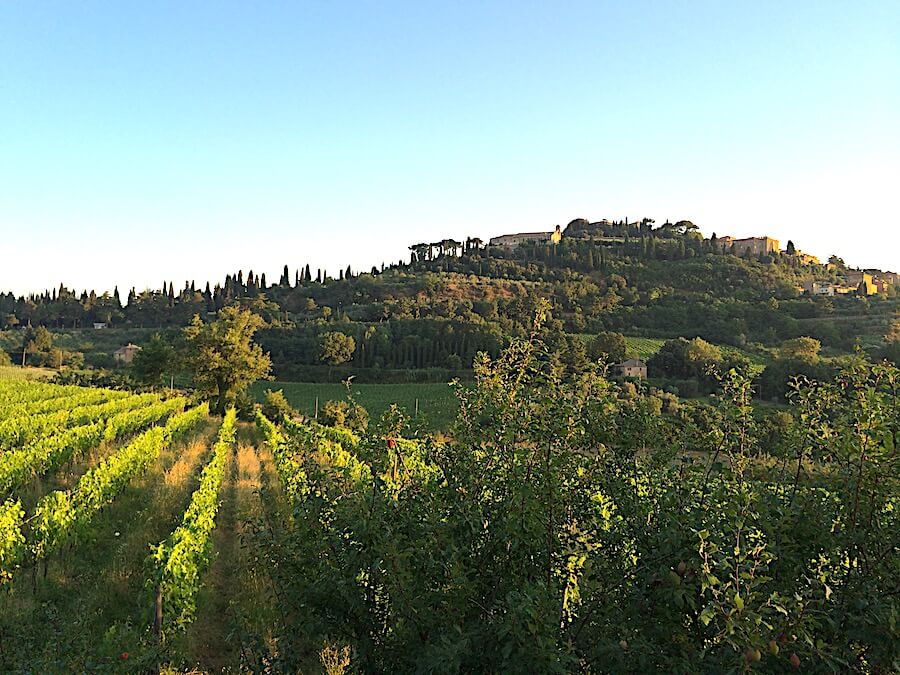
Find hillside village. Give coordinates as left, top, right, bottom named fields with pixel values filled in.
left=485, top=217, right=896, bottom=296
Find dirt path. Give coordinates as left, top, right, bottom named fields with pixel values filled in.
left=181, top=424, right=281, bottom=672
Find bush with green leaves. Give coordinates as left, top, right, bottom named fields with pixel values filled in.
left=0, top=499, right=25, bottom=584
left=319, top=398, right=369, bottom=433
left=256, top=309, right=898, bottom=672
left=261, top=388, right=296, bottom=423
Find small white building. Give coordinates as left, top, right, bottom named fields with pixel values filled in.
left=803, top=282, right=835, bottom=296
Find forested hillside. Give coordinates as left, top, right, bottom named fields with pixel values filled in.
left=1, top=221, right=897, bottom=391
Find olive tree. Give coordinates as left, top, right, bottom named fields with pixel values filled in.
left=183, top=305, right=272, bottom=415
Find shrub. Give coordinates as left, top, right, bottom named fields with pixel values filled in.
left=320, top=399, right=369, bottom=433
left=261, top=389, right=296, bottom=423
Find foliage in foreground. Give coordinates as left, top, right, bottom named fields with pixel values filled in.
left=257, top=313, right=899, bottom=673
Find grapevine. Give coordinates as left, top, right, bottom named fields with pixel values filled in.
left=149, top=408, right=237, bottom=634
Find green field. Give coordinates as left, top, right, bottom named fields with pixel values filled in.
left=623, top=336, right=667, bottom=360
left=0, top=365, right=55, bottom=381
left=623, top=336, right=769, bottom=374
left=252, top=380, right=461, bottom=430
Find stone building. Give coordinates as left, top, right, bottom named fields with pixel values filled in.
left=113, top=343, right=142, bottom=365
left=730, top=237, right=780, bottom=256
left=490, top=224, right=562, bottom=248
left=845, top=271, right=877, bottom=296
left=612, top=359, right=647, bottom=379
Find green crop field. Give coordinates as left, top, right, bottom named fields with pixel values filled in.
left=0, top=365, right=55, bottom=381
left=623, top=336, right=667, bottom=360
left=251, top=380, right=461, bottom=430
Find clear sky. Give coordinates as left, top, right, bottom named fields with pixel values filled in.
left=1, top=1, right=898, bottom=296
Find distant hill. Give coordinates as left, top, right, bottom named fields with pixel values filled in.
left=1, top=224, right=897, bottom=381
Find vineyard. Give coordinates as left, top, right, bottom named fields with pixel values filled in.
left=0, top=342, right=898, bottom=673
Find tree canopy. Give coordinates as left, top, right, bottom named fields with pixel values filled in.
left=183, top=305, right=272, bottom=414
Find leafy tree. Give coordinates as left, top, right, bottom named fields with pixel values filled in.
left=46, top=347, right=83, bottom=369
left=879, top=340, right=900, bottom=365
left=320, top=331, right=356, bottom=369
left=587, top=331, right=627, bottom=364
left=182, top=305, right=272, bottom=414
left=263, top=309, right=900, bottom=672
left=22, top=326, right=52, bottom=366
left=785, top=240, right=796, bottom=255
left=131, top=334, right=177, bottom=388
left=648, top=337, right=722, bottom=379
left=778, top=336, right=821, bottom=362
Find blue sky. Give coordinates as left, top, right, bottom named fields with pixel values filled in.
left=1, top=1, right=898, bottom=295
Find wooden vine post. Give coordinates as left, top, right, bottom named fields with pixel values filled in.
left=153, top=582, right=163, bottom=644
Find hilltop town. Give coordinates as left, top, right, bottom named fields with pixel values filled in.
left=485, top=217, right=896, bottom=296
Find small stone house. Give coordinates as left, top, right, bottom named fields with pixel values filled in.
left=113, top=343, right=141, bottom=365
left=612, top=359, right=647, bottom=379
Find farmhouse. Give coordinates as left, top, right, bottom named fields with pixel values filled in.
left=490, top=225, right=562, bottom=248
left=612, top=359, right=647, bottom=379
left=113, top=343, right=141, bottom=365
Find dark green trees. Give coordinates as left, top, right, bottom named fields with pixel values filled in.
left=131, top=334, right=176, bottom=388
left=587, top=330, right=627, bottom=364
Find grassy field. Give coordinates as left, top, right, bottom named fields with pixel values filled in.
left=0, top=365, right=55, bottom=380
left=252, top=380, right=461, bottom=430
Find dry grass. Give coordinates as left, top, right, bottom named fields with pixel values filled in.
left=236, top=442, right=261, bottom=489
left=165, top=434, right=213, bottom=486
